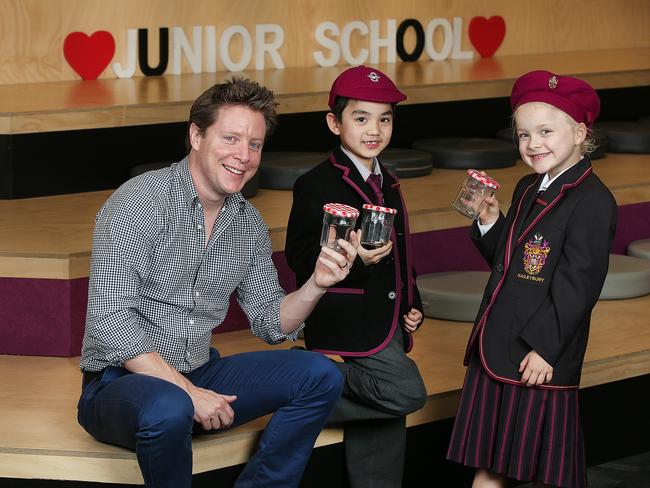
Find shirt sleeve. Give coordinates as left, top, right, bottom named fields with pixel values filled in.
left=82, top=196, right=159, bottom=368
left=235, top=223, right=298, bottom=344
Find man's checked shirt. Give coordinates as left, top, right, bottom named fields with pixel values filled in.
left=80, top=157, right=299, bottom=373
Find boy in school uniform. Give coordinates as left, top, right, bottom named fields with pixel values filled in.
left=285, top=66, right=427, bottom=487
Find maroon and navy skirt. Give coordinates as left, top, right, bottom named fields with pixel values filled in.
left=447, top=351, right=587, bottom=488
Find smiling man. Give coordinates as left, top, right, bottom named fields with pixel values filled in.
left=77, top=77, right=357, bottom=488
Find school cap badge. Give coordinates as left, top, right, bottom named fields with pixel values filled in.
left=510, top=70, right=600, bottom=127
left=328, top=65, right=407, bottom=109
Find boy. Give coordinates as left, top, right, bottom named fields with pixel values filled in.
left=285, top=66, right=427, bottom=488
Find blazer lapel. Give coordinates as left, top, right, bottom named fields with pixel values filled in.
left=328, top=148, right=375, bottom=205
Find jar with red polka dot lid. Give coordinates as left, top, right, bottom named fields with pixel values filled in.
left=320, top=203, right=360, bottom=252
left=452, top=169, right=500, bottom=220
left=359, top=204, right=397, bottom=248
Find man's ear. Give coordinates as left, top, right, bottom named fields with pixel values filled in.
left=189, top=123, right=202, bottom=151
left=326, top=112, right=341, bottom=136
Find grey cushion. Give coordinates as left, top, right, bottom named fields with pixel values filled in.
left=599, top=254, right=650, bottom=300
left=130, top=162, right=259, bottom=198
left=594, top=122, right=650, bottom=154
left=417, top=271, right=490, bottom=322
left=258, top=151, right=326, bottom=190
left=411, top=138, right=517, bottom=169
left=379, top=148, right=433, bottom=178
left=627, top=239, right=650, bottom=261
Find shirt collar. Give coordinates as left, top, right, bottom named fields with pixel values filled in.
left=340, top=145, right=383, bottom=185
left=538, top=160, right=581, bottom=192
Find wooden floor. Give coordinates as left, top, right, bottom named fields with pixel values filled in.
left=1, top=291, right=649, bottom=484
left=1, top=153, right=649, bottom=280
left=1, top=48, right=648, bottom=135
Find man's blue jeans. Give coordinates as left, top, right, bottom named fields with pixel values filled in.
left=77, top=348, right=343, bottom=487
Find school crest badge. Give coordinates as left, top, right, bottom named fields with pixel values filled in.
left=523, top=233, right=550, bottom=275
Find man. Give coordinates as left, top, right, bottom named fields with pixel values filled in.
left=77, top=77, right=356, bottom=488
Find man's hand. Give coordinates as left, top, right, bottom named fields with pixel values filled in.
left=187, top=384, right=237, bottom=431
left=313, top=234, right=358, bottom=288
left=403, top=308, right=423, bottom=333
left=519, top=350, right=553, bottom=387
left=351, top=231, right=393, bottom=265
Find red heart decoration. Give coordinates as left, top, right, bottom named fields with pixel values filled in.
left=468, top=16, right=506, bottom=58
left=63, top=31, right=115, bottom=80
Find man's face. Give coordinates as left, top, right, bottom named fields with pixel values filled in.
left=189, top=105, right=266, bottom=203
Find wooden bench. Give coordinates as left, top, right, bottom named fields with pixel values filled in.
left=1, top=294, right=649, bottom=484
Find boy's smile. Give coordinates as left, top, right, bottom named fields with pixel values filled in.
left=326, top=99, right=393, bottom=171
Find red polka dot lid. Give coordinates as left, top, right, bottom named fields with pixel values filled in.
left=362, top=204, right=398, bottom=214
left=323, top=203, right=360, bottom=218
left=467, top=169, right=500, bottom=190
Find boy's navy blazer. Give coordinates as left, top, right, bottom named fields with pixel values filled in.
left=465, top=157, right=617, bottom=388
left=285, top=147, right=422, bottom=356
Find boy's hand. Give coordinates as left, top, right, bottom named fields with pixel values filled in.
left=519, top=350, right=553, bottom=387
left=351, top=230, right=393, bottom=265
left=403, top=308, right=423, bottom=333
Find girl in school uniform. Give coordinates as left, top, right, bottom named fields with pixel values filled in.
left=446, top=70, right=617, bottom=487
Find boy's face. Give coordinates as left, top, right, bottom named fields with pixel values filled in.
left=327, top=100, right=393, bottom=171
left=515, top=102, right=586, bottom=179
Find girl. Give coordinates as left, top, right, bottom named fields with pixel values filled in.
left=447, top=70, right=617, bottom=488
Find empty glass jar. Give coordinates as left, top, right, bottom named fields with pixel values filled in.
left=452, top=169, right=500, bottom=220
left=359, top=204, right=397, bottom=248
left=320, top=203, right=360, bottom=252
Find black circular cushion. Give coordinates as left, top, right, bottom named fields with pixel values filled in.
left=411, top=138, right=517, bottom=169
left=594, top=122, right=650, bottom=154
left=130, top=162, right=259, bottom=198
left=259, top=152, right=326, bottom=190
left=638, top=115, right=650, bottom=125
left=379, top=148, right=433, bottom=178
left=496, top=127, right=517, bottom=146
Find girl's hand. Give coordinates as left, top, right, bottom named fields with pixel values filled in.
left=519, top=350, right=553, bottom=387
left=478, top=194, right=500, bottom=226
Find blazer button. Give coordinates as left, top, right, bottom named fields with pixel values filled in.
left=495, top=264, right=504, bottom=273
left=388, top=291, right=397, bottom=300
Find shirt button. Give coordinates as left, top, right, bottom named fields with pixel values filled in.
left=195, top=291, right=200, bottom=297
left=197, top=224, right=203, bottom=230
left=388, top=291, right=396, bottom=300
left=495, top=264, right=504, bottom=273
left=189, top=319, right=195, bottom=325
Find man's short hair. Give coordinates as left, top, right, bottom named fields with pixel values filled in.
left=185, top=77, right=278, bottom=152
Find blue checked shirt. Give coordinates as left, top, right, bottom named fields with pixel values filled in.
left=80, top=157, right=299, bottom=373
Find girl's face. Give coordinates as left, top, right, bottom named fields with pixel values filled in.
left=515, top=102, right=586, bottom=178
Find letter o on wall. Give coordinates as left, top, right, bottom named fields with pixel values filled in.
left=396, top=19, right=425, bottom=62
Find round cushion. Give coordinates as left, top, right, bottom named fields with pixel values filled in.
left=259, top=151, right=326, bottom=190
left=411, top=138, right=517, bottom=169
left=599, top=254, right=650, bottom=300
left=130, top=162, right=259, bottom=198
left=496, top=127, right=517, bottom=146
left=638, top=115, right=650, bottom=125
left=627, top=238, right=650, bottom=261
left=593, top=122, right=650, bottom=154
left=417, top=271, right=490, bottom=322
left=379, top=148, right=433, bottom=178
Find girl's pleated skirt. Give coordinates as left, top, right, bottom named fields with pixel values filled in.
left=447, top=351, right=587, bottom=488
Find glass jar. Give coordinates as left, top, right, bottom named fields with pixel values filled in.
left=359, top=204, right=397, bottom=248
left=320, top=203, right=360, bottom=252
left=452, top=169, right=500, bottom=220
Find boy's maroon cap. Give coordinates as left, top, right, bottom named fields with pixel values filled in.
left=328, top=65, right=407, bottom=110
left=510, top=70, right=600, bottom=127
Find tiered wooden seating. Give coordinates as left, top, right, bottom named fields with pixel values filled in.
left=1, top=295, right=649, bottom=484
left=1, top=48, right=648, bottom=135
